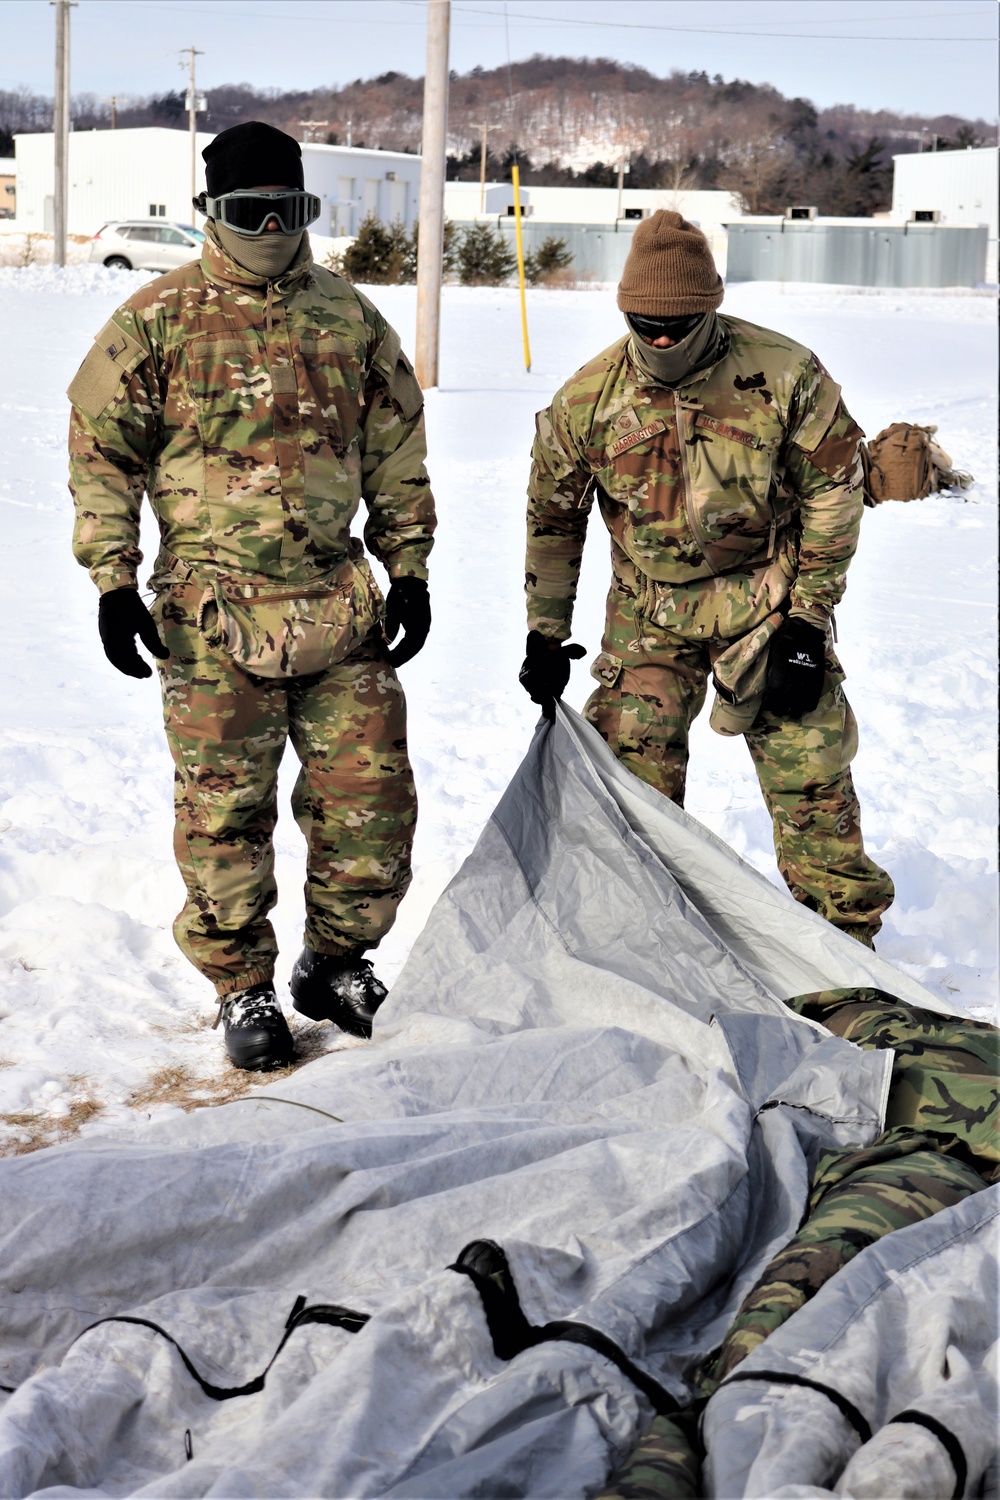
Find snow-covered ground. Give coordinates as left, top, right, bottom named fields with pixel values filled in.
left=0, top=268, right=996, bottom=1154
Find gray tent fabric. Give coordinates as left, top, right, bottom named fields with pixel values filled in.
left=702, top=1184, right=999, bottom=1499
left=0, top=707, right=968, bottom=1499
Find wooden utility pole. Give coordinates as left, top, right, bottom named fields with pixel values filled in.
left=299, top=119, right=330, bottom=144
left=52, top=0, right=73, bottom=267
left=476, top=122, right=501, bottom=213
left=182, top=47, right=204, bottom=207
left=616, top=154, right=629, bottom=221
left=414, top=0, right=450, bottom=389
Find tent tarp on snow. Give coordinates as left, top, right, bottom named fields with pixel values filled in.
left=0, top=708, right=988, bottom=1498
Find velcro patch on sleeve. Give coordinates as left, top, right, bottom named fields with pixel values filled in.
left=372, top=325, right=423, bottom=421
left=67, top=317, right=148, bottom=420
left=694, top=414, right=761, bottom=448
left=608, top=418, right=666, bottom=458
left=389, top=352, right=423, bottom=421
left=793, top=378, right=842, bottom=454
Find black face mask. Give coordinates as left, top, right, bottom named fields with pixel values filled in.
left=626, top=311, right=705, bottom=344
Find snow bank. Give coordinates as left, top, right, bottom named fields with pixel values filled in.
left=0, top=276, right=995, bottom=1154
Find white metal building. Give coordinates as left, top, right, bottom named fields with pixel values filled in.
left=891, top=145, right=998, bottom=283
left=12, top=128, right=423, bottom=239
left=302, top=143, right=421, bottom=237
left=443, top=184, right=741, bottom=272
left=14, top=128, right=215, bottom=234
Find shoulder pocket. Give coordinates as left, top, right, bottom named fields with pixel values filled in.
left=67, top=317, right=148, bottom=420
left=372, top=327, right=423, bottom=421
left=792, top=378, right=842, bottom=455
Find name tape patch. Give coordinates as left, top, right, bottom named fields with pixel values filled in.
left=609, top=418, right=666, bottom=458
left=695, top=414, right=761, bottom=448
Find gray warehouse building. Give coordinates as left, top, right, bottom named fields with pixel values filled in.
left=725, top=217, right=989, bottom=289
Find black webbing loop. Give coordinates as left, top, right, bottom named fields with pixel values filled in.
left=538, top=1320, right=680, bottom=1416
left=721, top=1368, right=872, bottom=1444
left=449, top=1242, right=679, bottom=1416
left=888, top=1410, right=967, bottom=1500
left=71, top=1299, right=369, bottom=1402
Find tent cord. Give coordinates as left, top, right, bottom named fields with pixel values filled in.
left=67, top=1298, right=369, bottom=1402
left=216, top=1096, right=344, bottom=1123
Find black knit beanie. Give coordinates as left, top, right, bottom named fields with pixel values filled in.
left=203, top=122, right=304, bottom=196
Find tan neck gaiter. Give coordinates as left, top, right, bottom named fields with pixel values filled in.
left=628, top=312, right=723, bottom=387
left=214, top=219, right=304, bottom=280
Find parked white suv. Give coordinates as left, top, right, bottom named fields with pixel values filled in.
left=90, top=221, right=205, bottom=272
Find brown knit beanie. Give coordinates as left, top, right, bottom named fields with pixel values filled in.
left=617, top=210, right=724, bottom=315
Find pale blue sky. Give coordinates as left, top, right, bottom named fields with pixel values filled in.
left=3, top=0, right=998, bottom=122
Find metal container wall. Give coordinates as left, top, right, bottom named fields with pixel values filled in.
left=725, top=221, right=988, bottom=287
left=495, top=219, right=637, bottom=281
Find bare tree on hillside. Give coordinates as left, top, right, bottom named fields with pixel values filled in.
left=720, top=126, right=795, bottom=214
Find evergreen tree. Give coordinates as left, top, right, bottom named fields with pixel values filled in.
left=457, top=222, right=517, bottom=286
left=524, top=236, right=573, bottom=285
left=341, top=215, right=411, bottom=284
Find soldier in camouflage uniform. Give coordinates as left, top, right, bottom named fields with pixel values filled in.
left=520, top=210, right=892, bottom=943
left=68, top=123, right=436, bottom=1069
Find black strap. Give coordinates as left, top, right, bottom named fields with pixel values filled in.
left=450, top=1248, right=679, bottom=1417
left=888, top=1410, right=967, bottom=1500
left=538, top=1320, right=680, bottom=1416
left=71, top=1297, right=368, bottom=1402
left=721, top=1368, right=872, bottom=1444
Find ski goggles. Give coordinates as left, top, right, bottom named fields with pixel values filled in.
left=204, top=189, right=322, bottom=236
left=627, top=311, right=705, bottom=343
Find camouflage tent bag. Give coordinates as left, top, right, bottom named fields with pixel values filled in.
left=862, top=422, right=973, bottom=505
left=196, top=556, right=381, bottom=678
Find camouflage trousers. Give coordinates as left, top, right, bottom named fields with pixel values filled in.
left=154, top=582, right=416, bottom=995
left=599, top=1133, right=986, bottom=1500
left=700, top=1128, right=987, bottom=1391
left=784, top=987, right=1000, bottom=1184
left=584, top=552, right=893, bottom=936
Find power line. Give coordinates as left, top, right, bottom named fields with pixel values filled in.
left=451, top=3, right=995, bottom=42
left=79, top=1, right=429, bottom=21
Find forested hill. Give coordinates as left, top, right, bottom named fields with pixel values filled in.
left=2, top=56, right=991, bottom=215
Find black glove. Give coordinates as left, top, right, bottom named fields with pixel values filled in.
left=384, top=577, right=430, bottom=667
left=763, top=616, right=826, bottom=720
left=518, top=629, right=587, bottom=721
left=98, top=587, right=169, bottom=679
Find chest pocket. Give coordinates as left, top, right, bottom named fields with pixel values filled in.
left=598, top=418, right=672, bottom=504
left=297, top=333, right=364, bottom=459
left=685, top=411, right=781, bottom=545
left=188, top=334, right=271, bottom=455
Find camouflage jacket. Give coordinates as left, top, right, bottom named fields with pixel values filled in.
left=526, top=316, right=864, bottom=639
left=68, top=229, right=435, bottom=595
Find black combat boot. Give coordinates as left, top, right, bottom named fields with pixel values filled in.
left=215, top=982, right=295, bottom=1071
left=289, top=947, right=388, bottom=1039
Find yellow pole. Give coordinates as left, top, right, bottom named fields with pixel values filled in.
left=511, top=163, right=531, bottom=373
